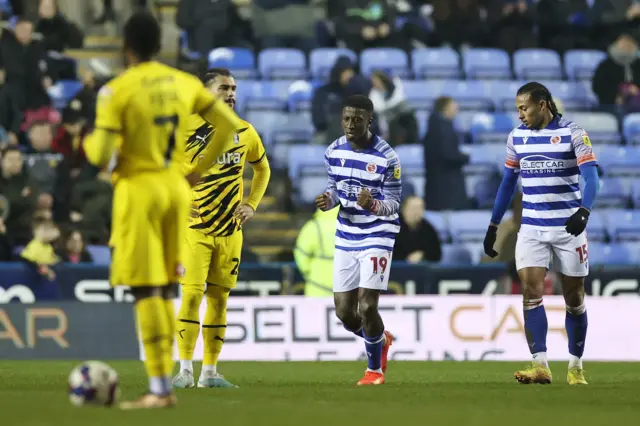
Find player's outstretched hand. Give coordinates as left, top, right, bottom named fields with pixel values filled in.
left=357, top=188, right=374, bottom=210
left=565, top=207, right=590, bottom=236
left=315, top=192, right=332, bottom=211
left=483, top=225, right=499, bottom=258
left=234, top=204, right=255, bottom=225
left=186, top=171, right=202, bottom=187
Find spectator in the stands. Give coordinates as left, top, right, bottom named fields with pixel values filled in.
left=56, top=228, right=93, bottom=263
left=0, top=84, right=22, bottom=145
left=429, top=0, right=488, bottom=48
left=24, top=121, right=71, bottom=224
left=593, top=33, right=640, bottom=112
left=536, top=0, right=592, bottom=52
left=591, top=0, right=640, bottom=43
left=0, top=146, right=38, bottom=245
left=69, top=170, right=112, bottom=244
left=369, top=71, right=418, bottom=146
left=423, top=96, right=470, bottom=211
left=330, top=0, right=408, bottom=52
left=52, top=99, right=88, bottom=177
left=177, top=0, right=249, bottom=56
left=36, top=0, right=83, bottom=52
left=20, top=219, right=61, bottom=302
left=0, top=17, right=53, bottom=115
left=253, top=0, right=317, bottom=52
left=311, top=56, right=373, bottom=145
left=394, top=196, right=442, bottom=264
left=0, top=216, right=12, bottom=261
left=485, top=0, right=535, bottom=53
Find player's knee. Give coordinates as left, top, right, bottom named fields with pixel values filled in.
left=334, top=303, right=357, bottom=325
left=205, top=284, right=230, bottom=312
left=562, top=282, right=585, bottom=308
left=357, top=297, right=378, bottom=321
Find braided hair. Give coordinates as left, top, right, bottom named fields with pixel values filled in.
left=517, top=82, right=562, bottom=119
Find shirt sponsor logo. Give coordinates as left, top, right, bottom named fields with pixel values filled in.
left=520, top=155, right=567, bottom=174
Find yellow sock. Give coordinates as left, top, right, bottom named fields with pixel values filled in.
left=136, top=296, right=171, bottom=379
left=163, top=298, right=176, bottom=377
left=176, top=286, right=203, bottom=363
left=202, top=285, right=230, bottom=367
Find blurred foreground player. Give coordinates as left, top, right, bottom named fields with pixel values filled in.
left=484, top=82, right=600, bottom=385
left=316, top=95, right=399, bottom=385
left=84, top=12, right=242, bottom=409
left=173, top=69, right=270, bottom=389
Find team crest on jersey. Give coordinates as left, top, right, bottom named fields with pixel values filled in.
left=393, top=165, right=401, bottom=179
left=582, top=133, right=592, bottom=147
left=366, top=162, right=377, bottom=173
left=550, top=135, right=561, bottom=145
left=176, top=264, right=185, bottom=278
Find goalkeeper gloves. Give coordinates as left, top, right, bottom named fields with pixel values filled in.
left=565, top=207, right=590, bottom=237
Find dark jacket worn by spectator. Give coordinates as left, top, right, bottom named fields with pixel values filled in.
left=0, top=20, right=52, bottom=110
left=423, top=98, right=470, bottom=211
left=0, top=84, right=23, bottom=137
left=311, top=56, right=374, bottom=144
left=36, top=0, right=84, bottom=53
left=177, top=0, right=243, bottom=55
left=394, top=217, right=442, bottom=262
left=0, top=147, right=38, bottom=244
left=593, top=33, right=640, bottom=108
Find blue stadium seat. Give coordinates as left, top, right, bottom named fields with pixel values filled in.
left=462, top=143, right=505, bottom=173
left=597, top=146, right=640, bottom=176
left=454, top=111, right=478, bottom=136
left=412, top=47, right=461, bottom=79
left=513, top=49, right=563, bottom=80
left=462, top=48, right=511, bottom=79
left=537, top=80, right=596, bottom=111
left=564, top=49, right=606, bottom=80
left=288, top=145, right=326, bottom=183
left=424, top=211, right=449, bottom=242
left=587, top=177, right=630, bottom=208
left=586, top=210, right=607, bottom=242
left=258, top=48, right=307, bottom=79
left=623, top=113, right=640, bottom=145
left=441, top=80, right=493, bottom=110
left=569, top=112, right=621, bottom=145
left=625, top=242, right=640, bottom=263
left=633, top=180, right=640, bottom=207
left=415, top=109, right=429, bottom=140
left=403, top=80, right=440, bottom=111
left=237, top=80, right=292, bottom=112
left=287, top=80, right=318, bottom=112
left=309, top=48, right=357, bottom=80
left=47, top=80, right=83, bottom=110
left=87, top=245, right=111, bottom=266
left=490, top=80, right=527, bottom=110
left=588, top=243, right=632, bottom=265
left=207, top=47, right=255, bottom=78
left=179, top=31, right=202, bottom=61
left=469, top=113, right=517, bottom=144
left=395, top=144, right=425, bottom=198
left=462, top=242, right=486, bottom=264
left=448, top=210, right=492, bottom=242
left=440, top=244, right=473, bottom=265
left=472, top=178, right=499, bottom=208
left=360, top=48, right=410, bottom=78
left=244, top=111, right=288, bottom=146
left=606, top=210, right=640, bottom=241
left=298, top=176, right=329, bottom=204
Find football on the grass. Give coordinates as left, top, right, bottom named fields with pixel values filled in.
left=68, top=361, right=119, bottom=407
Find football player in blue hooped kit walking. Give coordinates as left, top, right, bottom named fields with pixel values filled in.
left=315, top=95, right=401, bottom=386
left=484, top=82, right=600, bottom=385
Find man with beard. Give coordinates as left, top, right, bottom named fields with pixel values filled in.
left=172, top=68, right=271, bottom=389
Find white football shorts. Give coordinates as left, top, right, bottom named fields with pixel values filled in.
left=515, top=228, right=589, bottom=277
left=333, top=248, right=393, bottom=292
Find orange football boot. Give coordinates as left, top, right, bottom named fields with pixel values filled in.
left=357, top=370, right=385, bottom=386
left=381, top=330, right=394, bottom=373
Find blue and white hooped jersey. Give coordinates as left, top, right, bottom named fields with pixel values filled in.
left=324, top=135, right=402, bottom=251
left=505, top=117, right=597, bottom=231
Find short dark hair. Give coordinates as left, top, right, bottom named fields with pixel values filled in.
left=517, top=82, right=562, bottom=118
left=433, top=96, right=454, bottom=114
left=123, top=12, right=161, bottom=62
left=344, top=95, right=373, bottom=112
left=2, top=146, right=22, bottom=156
left=202, top=68, right=233, bottom=86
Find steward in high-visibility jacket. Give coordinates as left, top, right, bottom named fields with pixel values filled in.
left=294, top=206, right=338, bottom=297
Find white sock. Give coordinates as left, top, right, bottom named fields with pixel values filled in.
left=149, top=376, right=171, bottom=395
left=180, top=360, right=193, bottom=372
left=532, top=352, right=549, bottom=368
left=201, top=365, right=217, bottom=375
left=366, top=368, right=383, bottom=374
left=569, top=355, right=582, bottom=369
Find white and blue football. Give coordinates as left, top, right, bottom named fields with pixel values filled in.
left=68, top=361, right=119, bottom=407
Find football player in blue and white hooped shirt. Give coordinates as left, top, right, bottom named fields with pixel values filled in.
left=484, top=82, right=600, bottom=386
left=315, top=95, right=401, bottom=386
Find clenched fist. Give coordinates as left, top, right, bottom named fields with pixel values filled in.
left=315, top=192, right=332, bottom=210
left=357, top=188, right=374, bottom=211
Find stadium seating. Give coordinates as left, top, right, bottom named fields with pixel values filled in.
left=360, top=48, right=410, bottom=77
left=462, top=48, right=511, bottom=79
left=412, top=47, right=461, bottom=79
left=597, top=146, right=640, bottom=175
left=309, top=48, right=357, bottom=80
left=588, top=243, right=631, bottom=265
left=47, top=80, right=83, bottom=110
left=569, top=112, right=620, bottom=144
left=424, top=211, right=449, bottom=242
left=468, top=113, right=518, bottom=144
left=87, top=245, right=111, bottom=266
left=440, top=244, right=473, bottom=265
left=590, top=178, right=630, bottom=209
left=258, top=48, right=307, bottom=79
left=207, top=47, right=256, bottom=78
left=586, top=211, right=607, bottom=242
left=395, top=144, right=425, bottom=198
left=513, top=49, right=563, bottom=80
left=563, top=49, right=607, bottom=80
left=606, top=210, right=640, bottom=241
left=448, top=210, right=492, bottom=242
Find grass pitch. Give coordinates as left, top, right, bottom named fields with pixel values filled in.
left=2, top=361, right=640, bottom=426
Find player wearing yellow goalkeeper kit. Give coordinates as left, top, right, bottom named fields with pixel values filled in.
left=84, top=13, right=243, bottom=409
left=173, top=68, right=271, bottom=388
